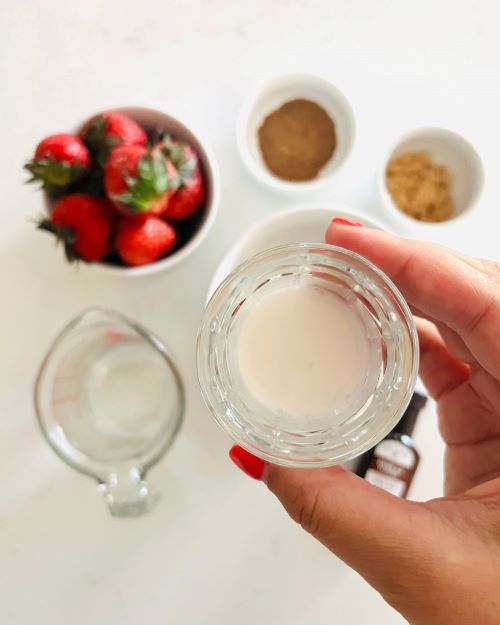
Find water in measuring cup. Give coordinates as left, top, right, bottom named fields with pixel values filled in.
left=52, top=332, right=177, bottom=463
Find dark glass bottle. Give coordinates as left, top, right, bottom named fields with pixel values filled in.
left=355, top=392, right=427, bottom=498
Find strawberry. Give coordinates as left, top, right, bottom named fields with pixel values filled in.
left=115, top=216, right=176, bottom=266
left=105, top=145, right=178, bottom=217
left=25, top=133, right=90, bottom=188
left=157, top=136, right=198, bottom=183
left=38, top=194, right=114, bottom=262
left=83, top=111, right=148, bottom=166
left=159, top=138, right=206, bottom=221
left=163, top=167, right=206, bottom=221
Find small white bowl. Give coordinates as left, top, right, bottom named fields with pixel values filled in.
left=45, top=107, right=220, bottom=277
left=377, top=127, right=484, bottom=230
left=207, top=202, right=384, bottom=299
left=237, top=74, right=356, bottom=193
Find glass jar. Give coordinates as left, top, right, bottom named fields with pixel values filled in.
left=197, top=243, right=418, bottom=468
left=35, top=308, right=185, bottom=516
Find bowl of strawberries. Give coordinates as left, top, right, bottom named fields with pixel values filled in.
left=26, top=107, right=219, bottom=275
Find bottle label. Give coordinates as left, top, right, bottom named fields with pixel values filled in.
left=365, top=468, right=407, bottom=497
left=364, top=440, right=417, bottom=498
left=374, top=440, right=415, bottom=468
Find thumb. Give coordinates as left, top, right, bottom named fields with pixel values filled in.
left=230, top=445, right=438, bottom=600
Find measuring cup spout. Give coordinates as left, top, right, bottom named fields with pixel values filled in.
left=99, top=467, right=158, bottom=518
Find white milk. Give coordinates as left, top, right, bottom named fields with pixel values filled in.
left=236, top=285, right=370, bottom=418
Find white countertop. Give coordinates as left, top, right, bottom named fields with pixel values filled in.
left=1, top=1, right=500, bottom=623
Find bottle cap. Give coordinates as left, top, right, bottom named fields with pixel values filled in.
left=392, top=392, right=427, bottom=437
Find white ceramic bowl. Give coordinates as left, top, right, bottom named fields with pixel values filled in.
left=237, top=74, right=356, bottom=193
left=377, top=127, right=484, bottom=230
left=45, top=107, right=220, bottom=277
left=207, top=202, right=384, bottom=299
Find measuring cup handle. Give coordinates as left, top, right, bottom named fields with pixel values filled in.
left=99, top=468, right=159, bottom=517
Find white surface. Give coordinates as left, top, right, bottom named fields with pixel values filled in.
left=378, top=126, right=484, bottom=229
left=237, top=73, right=355, bottom=192
left=1, top=2, right=500, bottom=624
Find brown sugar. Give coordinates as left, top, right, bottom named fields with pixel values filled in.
left=258, top=99, right=336, bottom=182
left=385, top=151, right=454, bottom=222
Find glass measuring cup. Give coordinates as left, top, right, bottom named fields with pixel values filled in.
left=34, top=308, right=185, bottom=517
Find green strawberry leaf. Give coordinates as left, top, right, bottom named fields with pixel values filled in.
left=169, top=143, right=185, bottom=166
left=169, top=171, right=181, bottom=191
left=152, top=157, right=169, bottom=194
left=112, top=191, right=136, bottom=206
left=158, top=138, right=197, bottom=186
left=178, top=158, right=196, bottom=184
left=37, top=219, right=82, bottom=263
left=158, top=134, right=174, bottom=153
left=24, top=158, right=86, bottom=188
left=112, top=152, right=172, bottom=212
left=124, top=174, right=138, bottom=187
left=84, top=117, right=121, bottom=167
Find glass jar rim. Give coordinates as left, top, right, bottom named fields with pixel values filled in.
left=197, top=243, right=419, bottom=467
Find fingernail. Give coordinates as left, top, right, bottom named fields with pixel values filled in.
left=331, top=217, right=363, bottom=227
left=229, top=445, right=265, bottom=480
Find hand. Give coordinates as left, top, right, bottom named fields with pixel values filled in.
left=229, top=220, right=500, bottom=625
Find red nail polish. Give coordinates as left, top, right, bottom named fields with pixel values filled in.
left=229, top=445, right=265, bottom=480
left=331, top=217, right=363, bottom=227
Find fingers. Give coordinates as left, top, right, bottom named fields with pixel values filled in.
left=408, top=319, right=500, bottom=450
left=325, top=221, right=500, bottom=378
left=228, top=446, right=438, bottom=595
left=231, top=444, right=462, bottom=618
left=438, top=371, right=500, bottom=446
left=444, top=434, right=500, bottom=495
left=263, top=462, right=417, bottom=567
left=434, top=322, right=475, bottom=364
left=415, top=317, right=470, bottom=399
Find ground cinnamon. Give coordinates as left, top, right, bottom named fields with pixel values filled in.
left=258, top=99, right=336, bottom=181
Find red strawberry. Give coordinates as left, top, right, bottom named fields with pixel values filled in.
left=83, top=111, right=148, bottom=166
left=159, top=137, right=206, bottom=221
left=100, top=111, right=147, bottom=146
left=163, top=167, right=206, bottom=221
left=25, top=133, right=90, bottom=188
left=38, top=194, right=114, bottom=262
left=105, top=145, right=178, bottom=217
left=115, top=216, right=176, bottom=266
